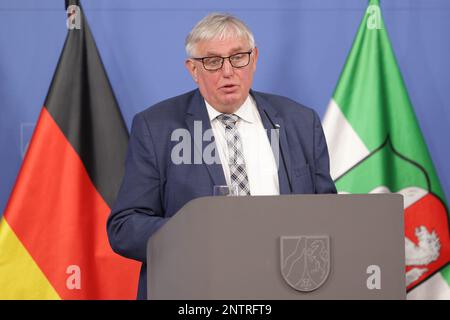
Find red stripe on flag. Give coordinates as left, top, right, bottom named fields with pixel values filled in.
left=4, top=108, right=140, bottom=299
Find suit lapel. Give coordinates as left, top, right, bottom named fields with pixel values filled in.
left=184, top=89, right=295, bottom=194
left=251, top=91, right=293, bottom=194
left=185, top=90, right=226, bottom=188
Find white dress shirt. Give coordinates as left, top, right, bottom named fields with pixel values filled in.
left=205, top=95, right=280, bottom=196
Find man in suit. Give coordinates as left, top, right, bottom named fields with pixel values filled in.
left=107, top=13, right=337, bottom=300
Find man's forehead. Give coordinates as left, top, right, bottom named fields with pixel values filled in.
left=196, top=37, right=250, bottom=56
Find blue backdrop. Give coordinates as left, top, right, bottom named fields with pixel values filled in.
left=1, top=0, right=449, bottom=216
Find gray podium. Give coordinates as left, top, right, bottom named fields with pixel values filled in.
left=147, top=194, right=405, bottom=300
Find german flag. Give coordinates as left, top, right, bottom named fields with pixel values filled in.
left=0, top=0, right=140, bottom=299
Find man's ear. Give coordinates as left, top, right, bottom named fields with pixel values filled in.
left=251, top=47, right=258, bottom=72
left=185, top=59, right=198, bottom=83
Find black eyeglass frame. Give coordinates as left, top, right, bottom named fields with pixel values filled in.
left=191, top=50, right=253, bottom=71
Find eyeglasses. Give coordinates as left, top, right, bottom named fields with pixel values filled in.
left=191, top=50, right=253, bottom=71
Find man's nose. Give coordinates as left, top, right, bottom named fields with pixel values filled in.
left=221, top=58, right=234, bottom=76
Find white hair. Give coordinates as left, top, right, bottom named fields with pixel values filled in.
left=185, top=13, right=256, bottom=57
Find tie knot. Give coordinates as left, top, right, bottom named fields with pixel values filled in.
left=217, top=113, right=239, bottom=128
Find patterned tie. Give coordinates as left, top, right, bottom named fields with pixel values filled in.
left=216, top=113, right=251, bottom=196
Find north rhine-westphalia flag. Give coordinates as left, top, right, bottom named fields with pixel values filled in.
left=323, top=0, right=450, bottom=299
left=0, top=1, right=140, bottom=299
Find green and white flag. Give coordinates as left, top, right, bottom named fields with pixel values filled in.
left=323, top=0, right=450, bottom=299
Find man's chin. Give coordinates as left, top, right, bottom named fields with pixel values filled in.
left=218, top=101, right=243, bottom=113
left=219, top=93, right=245, bottom=107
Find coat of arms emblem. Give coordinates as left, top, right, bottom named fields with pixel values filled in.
left=280, top=236, right=331, bottom=292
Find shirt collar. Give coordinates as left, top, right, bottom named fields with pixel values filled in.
left=204, top=95, right=256, bottom=124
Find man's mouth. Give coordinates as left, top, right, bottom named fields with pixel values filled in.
left=220, top=84, right=238, bottom=92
